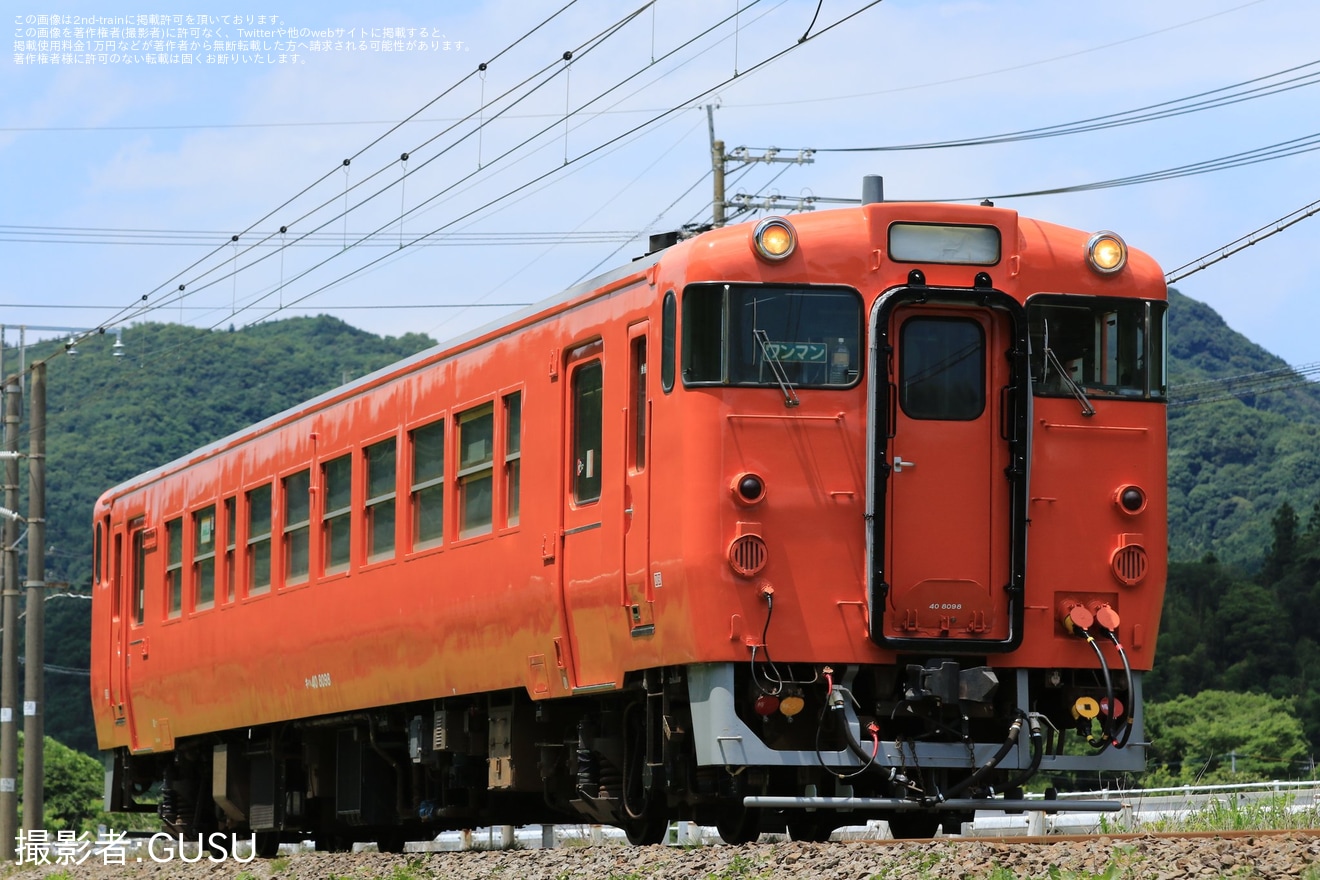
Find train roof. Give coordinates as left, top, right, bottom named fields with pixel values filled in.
left=99, top=247, right=666, bottom=504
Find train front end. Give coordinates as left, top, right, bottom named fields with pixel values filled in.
left=656, top=199, right=1166, bottom=836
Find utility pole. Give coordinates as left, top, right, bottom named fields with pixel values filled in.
left=22, top=362, right=45, bottom=833
left=0, top=376, right=19, bottom=860
left=707, top=105, right=726, bottom=228
left=706, top=105, right=815, bottom=227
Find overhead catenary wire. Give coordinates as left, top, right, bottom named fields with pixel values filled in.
left=30, top=4, right=1315, bottom=387
left=485, top=114, right=707, bottom=298
left=1164, top=196, right=1320, bottom=284
left=63, top=0, right=592, bottom=349
left=0, top=227, right=645, bottom=247
left=404, top=0, right=789, bottom=275
left=761, top=58, right=1320, bottom=153
left=125, top=3, right=656, bottom=328
left=1168, top=361, right=1320, bottom=407
left=4, top=0, right=1267, bottom=132
left=234, top=0, right=887, bottom=335
left=775, top=132, right=1320, bottom=208
left=30, top=3, right=1309, bottom=347
left=53, top=0, right=876, bottom=372
left=571, top=168, right=713, bottom=284
left=118, top=0, right=759, bottom=334
left=160, top=0, right=837, bottom=337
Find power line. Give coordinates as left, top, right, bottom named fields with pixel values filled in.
left=237, top=0, right=886, bottom=336
left=925, top=131, right=1320, bottom=203
left=156, top=0, right=801, bottom=334
left=69, top=0, right=859, bottom=368
left=1165, top=196, right=1320, bottom=284
left=794, top=58, right=1320, bottom=153
left=119, top=1, right=697, bottom=334
left=0, top=303, right=530, bottom=311
left=1169, top=363, right=1320, bottom=408
left=0, top=227, right=642, bottom=247
left=74, top=0, right=593, bottom=346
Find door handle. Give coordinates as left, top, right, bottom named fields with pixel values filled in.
left=893, top=456, right=916, bottom=473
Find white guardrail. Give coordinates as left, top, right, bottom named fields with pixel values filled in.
left=102, top=780, right=1317, bottom=858
left=387, top=780, right=1320, bottom=850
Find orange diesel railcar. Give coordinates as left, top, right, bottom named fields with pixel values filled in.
left=90, top=189, right=1166, bottom=851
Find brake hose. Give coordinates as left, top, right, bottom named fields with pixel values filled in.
left=1104, top=630, right=1135, bottom=749
left=931, top=710, right=1028, bottom=804
left=1081, top=634, right=1114, bottom=753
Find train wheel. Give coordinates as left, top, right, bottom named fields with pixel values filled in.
left=623, top=813, right=670, bottom=846
left=315, top=830, right=352, bottom=852
left=714, top=804, right=760, bottom=845
left=784, top=812, right=834, bottom=843
left=376, top=830, right=406, bottom=853
left=885, top=811, right=940, bottom=839
left=620, top=701, right=668, bottom=846
left=253, top=831, right=281, bottom=858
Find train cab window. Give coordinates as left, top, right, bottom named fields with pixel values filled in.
left=283, top=469, right=311, bottom=584
left=94, top=521, right=102, bottom=587
left=165, top=517, right=183, bottom=619
left=681, top=283, right=863, bottom=388
left=661, top=290, right=676, bottom=393
left=572, top=361, right=604, bottom=504
left=247, top=484, right=273, bottom=595
left=410, top=420, right=445, bottom=550
left=192, top=505, right=216, bottom=611
left=365, top=438, right=397, bottom=561
left=224, top=497, right=236, bottom=604
left=457, top=404, right=494, bottom=538
left=503, top=393, right=522, bottom=527
left=899, top=317, right=985, bottom=421
left=323, top=454, right=352, bottom=573
left=1028, top=296, right=1168, bottom=400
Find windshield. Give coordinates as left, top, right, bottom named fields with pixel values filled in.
left=682, top=284, right=864, bottom=388
left=1028, top=295, right=1167, bottom=400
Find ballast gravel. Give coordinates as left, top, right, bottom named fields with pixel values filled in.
left=12, top=833, right=1320, bottom=880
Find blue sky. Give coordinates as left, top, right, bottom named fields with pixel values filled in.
left=3, top=0, right=1318, bottom=366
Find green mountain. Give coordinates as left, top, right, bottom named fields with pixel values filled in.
left=1167, top=288, right=1320, bottom=563
left=12, top=290, right=1320, bottom=754
left=11, top=317, right=435, bottom=753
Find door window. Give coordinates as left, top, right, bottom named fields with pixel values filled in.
left=572, top=361, right=603, bottom=504
left=899, top=317, right=985, bottom=420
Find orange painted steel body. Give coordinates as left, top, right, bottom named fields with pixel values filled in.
left=89, top=201, right=1166, bottom=791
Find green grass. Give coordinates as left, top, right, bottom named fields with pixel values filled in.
left=704, top=852, right=767, bottom=879
left=1141, top=792, right=1320, bottom=833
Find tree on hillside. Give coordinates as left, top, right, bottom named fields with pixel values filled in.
left=16, top=734, right=104, bottom=833
left=1143, top=691, right=1310, bottom=786
left=1262, top=501, right=1300, bottom=584
left=12, top=317, right=435, bottom=755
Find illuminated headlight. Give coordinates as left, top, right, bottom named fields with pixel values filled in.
left=1086, top=231, right=1127, bottom=274
left=752, top=217, right=796, bottom=261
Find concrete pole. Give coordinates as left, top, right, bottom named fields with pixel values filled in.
left=707, top=105, right=726, bottom=228
left=0, top=378, right=20, bottom=857
left=22, top=362, right=44, bottom=832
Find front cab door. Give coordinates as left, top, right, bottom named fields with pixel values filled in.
left=870, top=291, right=1028, bottom=651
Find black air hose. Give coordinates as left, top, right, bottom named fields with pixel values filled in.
left=999, top=713, right=1044, bottom=792
left=931, top=710, right=1027, bottom=804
